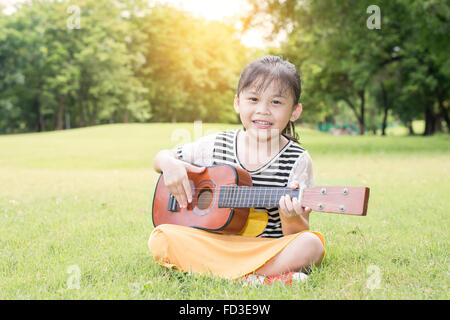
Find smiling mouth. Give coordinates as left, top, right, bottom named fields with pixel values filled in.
left=252, top=120, right=273, bottom=125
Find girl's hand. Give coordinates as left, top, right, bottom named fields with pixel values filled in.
left=279, top=181, right=312, bottom=233
left=160, top=158, right=205, bottom=209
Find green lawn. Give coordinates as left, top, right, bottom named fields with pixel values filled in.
left=0, top=123, right=448, bottom=299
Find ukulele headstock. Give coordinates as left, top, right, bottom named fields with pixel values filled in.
left=304, top=186, right=370, bottom=216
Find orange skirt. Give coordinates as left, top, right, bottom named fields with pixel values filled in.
left=148, top=224, right=325, bottom=280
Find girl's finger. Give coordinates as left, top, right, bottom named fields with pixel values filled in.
left=181, top=176, right=192, bottom=204
left=292, top=197, right=304, bottom=214
left=175, top=184, right=187, bottom=208
left=171, top=184, right=181, bottom=207
left=289, top=181, right=299, bottom=190
left=284, top=194, right=294, bottom=213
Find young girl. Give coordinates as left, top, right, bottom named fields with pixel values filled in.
left=149, top=56, right=325, bottom=285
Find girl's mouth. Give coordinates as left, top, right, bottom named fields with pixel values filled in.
left=252, top=120, right=273, bottom=129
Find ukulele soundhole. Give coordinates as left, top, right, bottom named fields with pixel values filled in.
left=192, top=180, right=217, bottom=216
left=197, top=187, right=213, bottom=210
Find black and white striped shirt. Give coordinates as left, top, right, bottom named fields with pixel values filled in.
left=176, top=129, right=314, bottom=238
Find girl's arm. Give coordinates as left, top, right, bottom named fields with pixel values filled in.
left=153, top=133, right=215, bottom=207
left=153, top=149, right=178, bottom=173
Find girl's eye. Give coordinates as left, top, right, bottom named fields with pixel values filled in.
left=272, top=100, right=281, bottom=104
left=248, top=97, right=258, bottom=102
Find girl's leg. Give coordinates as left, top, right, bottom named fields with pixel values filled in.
left=254, top=232, right=325, bottom=276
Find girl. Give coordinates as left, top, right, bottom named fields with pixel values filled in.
left=149, top=56, right=325, bottom=285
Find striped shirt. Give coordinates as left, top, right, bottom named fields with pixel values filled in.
left=176, top=129, right=314, bottom=238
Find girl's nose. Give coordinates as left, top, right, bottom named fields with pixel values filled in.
left=255, top=101, right=271, bottom=114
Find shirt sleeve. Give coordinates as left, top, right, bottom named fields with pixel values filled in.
left=287, top=150, right=315, bottom=189
left=173, top=133, right=217, bottom=167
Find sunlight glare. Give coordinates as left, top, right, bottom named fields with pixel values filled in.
left=153, top=0, right=274, bottom=48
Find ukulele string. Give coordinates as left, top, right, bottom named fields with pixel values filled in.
left=172, top=187, right=350, bottom=206
left=178, top=192, right=345, bottom=206
left=187, top=187, right=347, bottom=194
left=184, top=188, right=347, bottom=195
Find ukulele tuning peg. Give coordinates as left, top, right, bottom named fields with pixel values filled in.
left=339, top=205, right=346, bottom=213
left=318, top=203, right=324, bottom=210
left=320, top=188, right=327, bottom=195
left=343, top=188, right=349, bottom=195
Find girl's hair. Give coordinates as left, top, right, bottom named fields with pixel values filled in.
left=236, top=55, right=301, bottom=144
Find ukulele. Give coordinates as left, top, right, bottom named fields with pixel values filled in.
left=152, top=163, right=370, bottom=234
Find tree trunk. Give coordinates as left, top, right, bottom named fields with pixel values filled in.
left=436, top=90, right=449, bottom=133
left=65, top=112, right=71, bottom=129
left=89, top=100, right=98, bottom=126
left=343, top=95, right=364, bottom=135
left=78, top=100, right=86, bottom=127
left=34, top=99, right=41, bottom=132
left=41, top=116, right=46, bottom=131
left=56, top=94, right=65, bottom=130
left=434, top=114, right=443, bottom=133
left=381, top=109, right=388, bottom=136
left=380, top=83, right=389, bottom=136
left=33, top=96, right=45, bottom=132
left=87, top=96, right=99, bottom=126
left=123, top=109, right=129, bottom=123
left=358, top=90, right=365, bottom=135
left=423, top=104, right=435, bottom=136
left=408, top=121, right=415, bottom=135
left=78, top=69, right=89, bottom=127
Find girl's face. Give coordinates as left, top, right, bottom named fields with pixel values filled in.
left=234, top=80, right=302, bottom=142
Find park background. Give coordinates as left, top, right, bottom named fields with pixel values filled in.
left=0, top=0, right=448, bottom=299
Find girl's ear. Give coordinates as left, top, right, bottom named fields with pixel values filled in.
left=233, top=95, right=240, bottom=114
left=290, top=103, right=302, bottom=122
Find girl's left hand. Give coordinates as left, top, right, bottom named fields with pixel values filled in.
left=279, top=181, right=312, bottom=219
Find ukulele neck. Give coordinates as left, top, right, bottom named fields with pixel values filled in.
left=218, top=186, right=299, bottom=208
left=217, top=185, right=370, bottom=216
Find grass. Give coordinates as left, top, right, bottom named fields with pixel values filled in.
left=0, top=123, right=448, bottom=299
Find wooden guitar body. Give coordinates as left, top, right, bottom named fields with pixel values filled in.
left=152, top=164, right=253, bottom=234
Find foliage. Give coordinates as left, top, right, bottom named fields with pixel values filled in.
left=244, top=0, right=449, bottom=135
left=0, top=0, right=448, bottom=135
left=139, top=5, right=247, bottom=123
left=0, top=0, right=249, bottom=133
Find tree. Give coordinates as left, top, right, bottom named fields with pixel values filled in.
left=139, top=5, right=248, bottom=123
left=0, top=0, right=251, bottom=132
left=0, top=0, right=150, bottom=132
left=243, top=0, right=449, bottom=135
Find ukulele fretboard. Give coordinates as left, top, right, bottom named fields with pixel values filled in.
left=218, top=186, right=300, bottom=208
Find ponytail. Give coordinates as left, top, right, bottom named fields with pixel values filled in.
left=282, top=121, right=300, bottom=144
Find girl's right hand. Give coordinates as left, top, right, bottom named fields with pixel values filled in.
left=161, top=158, right=206, bottom=209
